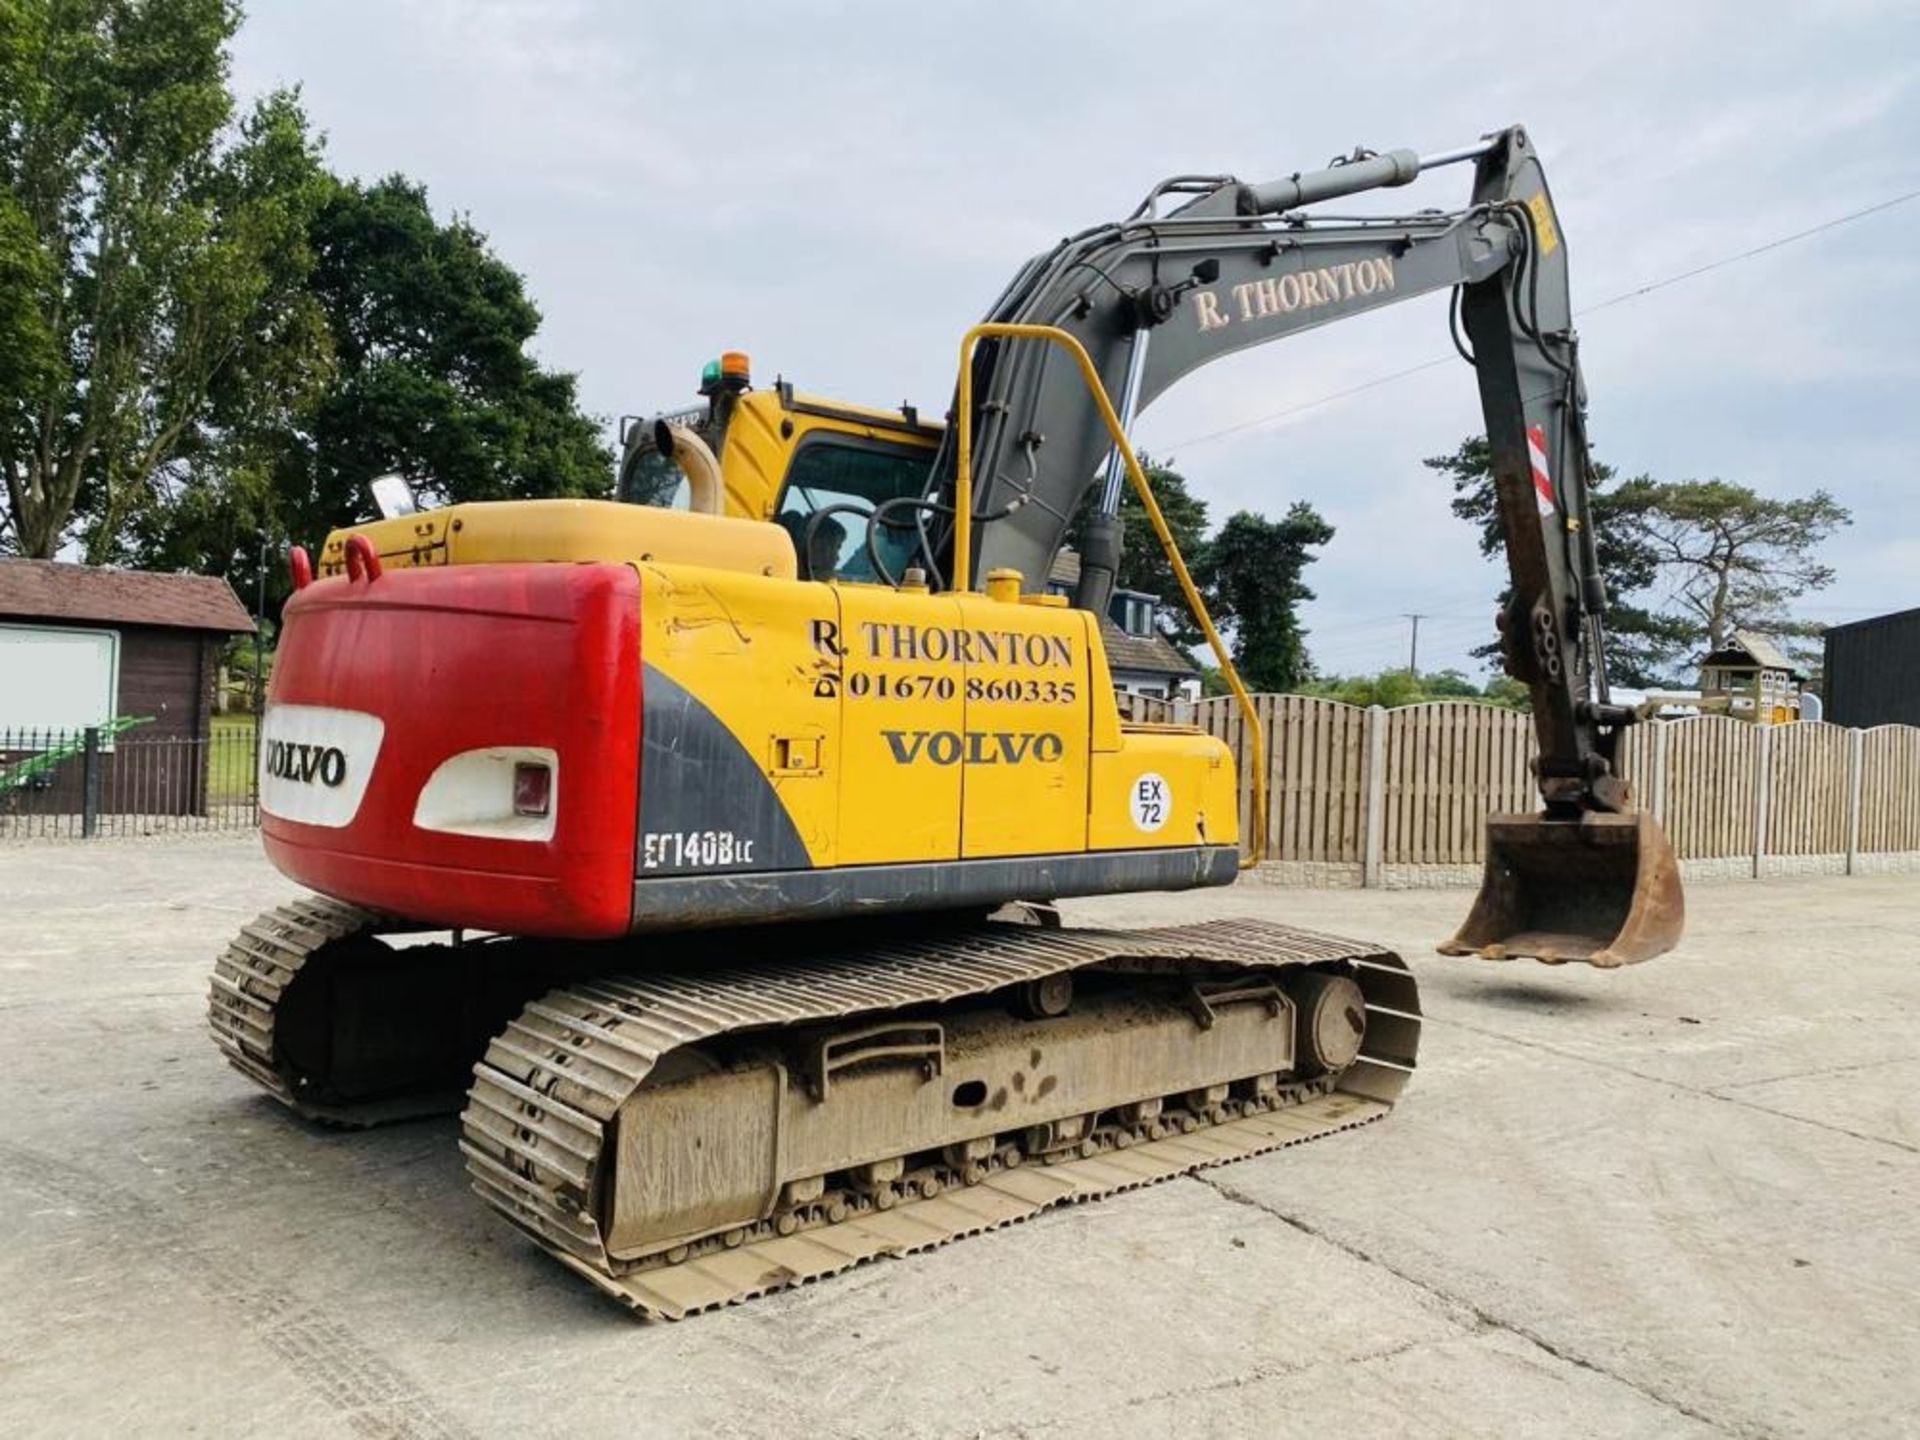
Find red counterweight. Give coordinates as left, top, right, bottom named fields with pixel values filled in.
left=260, top=561, right=642, bottom=938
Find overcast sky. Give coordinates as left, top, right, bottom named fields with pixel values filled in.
left=234, top=1, right=1919, bottom=679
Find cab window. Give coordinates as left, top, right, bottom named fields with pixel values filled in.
left=775, top=437, right=932, bottom=582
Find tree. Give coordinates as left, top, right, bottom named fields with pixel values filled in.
left=109, top=88, right=335, bottom=574
left=3, top=5, right=606, bottom=583
left=1304, top=668, right=1428, bottom=708
left=270, top=176, right=610, bottom=551
left=135, top=174, right=612, bottom=592
left=1202, top=502, right=1334, bottom=693
left=0, top=193, right=57, bottom=541
left=1416, top=668, right=1482, bottom=699
left=1299, top=667, right=1530, bottom=709
left=1068, top=460, right=1333, bottom=686
left=1, top=0, right=332, bottom=561
left=1608, top=478, right=1850, bottom=665
left=1481, top=675, right=1532, bottom=709
left=1427, top=436, right=1696, bottom=687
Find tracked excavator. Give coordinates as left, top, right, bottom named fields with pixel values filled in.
left=209, top=126, right=1682, bottom=1318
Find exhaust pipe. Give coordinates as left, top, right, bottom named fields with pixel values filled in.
left=1439, top=811, right=1684, bottom=968
left=654, top=420, right=726, bottom=516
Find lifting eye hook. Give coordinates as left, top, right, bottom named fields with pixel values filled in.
left=343, top=534, right=383, bottom=583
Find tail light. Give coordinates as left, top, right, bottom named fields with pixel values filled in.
left=513, top=761, right=553, bottom=817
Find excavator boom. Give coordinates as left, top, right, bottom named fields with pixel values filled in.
left=930, top=126, right=1683, bottom=966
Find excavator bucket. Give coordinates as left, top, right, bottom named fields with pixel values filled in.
left=1439, top=811, right=1684, bottom=968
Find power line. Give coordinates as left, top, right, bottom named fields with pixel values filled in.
left=1317, top=612, right=1494, bottom=644
left=1162, top=185, right=1920, bottom=453
left=1319, top=634, right=1489, bottom=666
left=1577, top=187, right=1920, bottom=316
left=1314, top=615, right=1496, bottom=664
left=1164, top=356, right=1458, bottom=449
left=1305, top=597, right=1493, bottom=639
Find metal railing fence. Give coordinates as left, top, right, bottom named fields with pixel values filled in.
left=1, top=722, right=259, bottom=839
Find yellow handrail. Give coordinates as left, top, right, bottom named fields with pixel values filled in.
left=954, top=322, right=1267, bottom=865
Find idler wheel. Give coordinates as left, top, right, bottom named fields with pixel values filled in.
left=1289, top=971, right=1367, bottom=1075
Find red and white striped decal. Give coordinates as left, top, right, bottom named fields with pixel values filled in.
left=1527, top=425, right=1555, bottom=517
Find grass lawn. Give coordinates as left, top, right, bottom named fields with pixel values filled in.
left=207, top=712, right=258, bottom=806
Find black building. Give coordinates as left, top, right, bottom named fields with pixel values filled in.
left=1824, top=608, right=1920, bottom=727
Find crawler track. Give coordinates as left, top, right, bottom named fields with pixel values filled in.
left=207, top=896, right=558, bottom=1126
left=461, top=918, right=1420, bottom=1318
left=207, top=896, right=397, bottom=1124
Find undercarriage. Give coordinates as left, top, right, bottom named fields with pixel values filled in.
left=209, top=899, right=1420, bottom=1317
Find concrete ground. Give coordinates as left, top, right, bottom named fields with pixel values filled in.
left=1, top=837, right=1915, bottom=1439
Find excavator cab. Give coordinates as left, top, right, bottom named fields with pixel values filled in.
left=617, top=354, right=949, bottom=586
left=1441, top=810, right=1684, bottom=967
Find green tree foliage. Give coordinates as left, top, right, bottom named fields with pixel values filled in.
left=1431, top=436, right=1850, bottom=682
left=0, top=189, right=57, bottom=453
left=1067, top=455, right=1210, bottom=646
left=140, top=176, right=612, bottom=588
left=1301, top=667, right=1528, bottom=709
left=1201, top=502, right=1334, bottom=693
left=2, top=4, right=608, bottom=587
left=0, top=0, right=332, bottom=561
left=115, top=88, right=334, bottom=574
left=1068, top=459, right=1332, bottom=684
left=1304, top=668, right=1429, bottom=708
left=286, top=177, right=611, bottom=532
left=1607, top=478, right=1849, bottom=666
left=1428, top=436, right=1697, bottom=687
left=1415, top=668, right=1483, bottom=699
left=1481, top=675, right=1532, bottom=708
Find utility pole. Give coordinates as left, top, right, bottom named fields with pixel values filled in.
left=1403, top=613, right=1425, bottom=676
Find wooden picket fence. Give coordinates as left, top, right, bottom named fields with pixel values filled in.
left=1142, top=693, right=1920, bottom=882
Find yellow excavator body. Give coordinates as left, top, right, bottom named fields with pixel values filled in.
left=313, top=400, right=1243, bottom=887
left=211, top=128, right=1682, bottom=1319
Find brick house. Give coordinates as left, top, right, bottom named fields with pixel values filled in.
left=1047, top=550, right=1201, bottom=700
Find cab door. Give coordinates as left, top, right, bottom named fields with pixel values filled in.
left=955, top=597, right=1092, bottom=859
left=832, top=586, right=967, bottom=864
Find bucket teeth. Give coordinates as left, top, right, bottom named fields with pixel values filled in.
left=1440, top=811, right=1685, bottom=967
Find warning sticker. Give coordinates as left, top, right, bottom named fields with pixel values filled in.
left=1526, top=191, right=1559, bottom=254
left=1130, top=773, right=1170, bottom=833
left=1527, top=425, right=1556, bottom=518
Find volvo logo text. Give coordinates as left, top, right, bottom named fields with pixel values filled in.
left=264, top=739, right=349, bottom=788
left=881, top=729, right=1064, bottom=766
